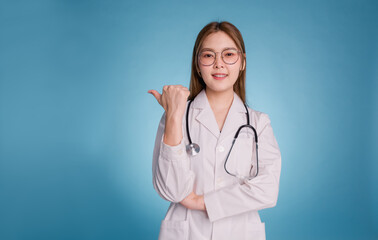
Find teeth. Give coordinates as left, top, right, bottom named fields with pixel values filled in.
left=214, top=75, right=227, bottom=77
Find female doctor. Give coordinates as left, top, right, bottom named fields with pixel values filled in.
left=148, top=21, right=281, bottom=240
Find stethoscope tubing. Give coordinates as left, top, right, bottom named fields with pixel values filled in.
left=185, top=98, right=259, bottom=179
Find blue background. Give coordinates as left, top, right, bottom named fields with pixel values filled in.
left=0, top=0, right=377, bottom=239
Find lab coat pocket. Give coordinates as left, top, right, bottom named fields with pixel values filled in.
left=246, top=222, right=266, bottom=240
left=158, top=219, right=189, bottom=240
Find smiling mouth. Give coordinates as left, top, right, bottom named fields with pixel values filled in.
left=212, top=74, right=228, bottom=79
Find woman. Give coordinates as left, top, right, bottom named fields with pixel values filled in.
left=148, top=21, right=281, bottom=240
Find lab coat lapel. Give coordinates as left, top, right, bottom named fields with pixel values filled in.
left=218, top=92, right=247, bottom=143
left=192, top=89, right=247, bottom=141
left=193, top=90, right=220, bottom=139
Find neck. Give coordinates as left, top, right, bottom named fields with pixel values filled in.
left=205, top=88, right=234, bottom=111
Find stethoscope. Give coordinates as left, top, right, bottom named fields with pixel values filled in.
left=185, top=99, right=259, bottom=180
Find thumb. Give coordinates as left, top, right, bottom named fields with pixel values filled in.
left=147, top=90, right=162, bottom=104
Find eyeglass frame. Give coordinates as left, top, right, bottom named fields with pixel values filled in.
left=198, top=48, right=242, bottom=66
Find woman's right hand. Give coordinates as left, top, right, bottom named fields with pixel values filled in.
left=148, top=85, right=190, bottom=119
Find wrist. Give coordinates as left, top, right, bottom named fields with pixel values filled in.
left=164, top=114, right=183, bottom=146
left=166, top=111, right=183, bottom=122
left=197, top=195, right=206, bottom=211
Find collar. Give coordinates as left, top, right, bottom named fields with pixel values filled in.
left=189, top=89, right=248, bottom=140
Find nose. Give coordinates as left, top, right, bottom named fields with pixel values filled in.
left=213, top=53, right=224, bottom=69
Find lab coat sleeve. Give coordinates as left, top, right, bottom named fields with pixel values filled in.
left=152, top=112, right=195, bottom=203
left=203, top=112, right=281, bottom=222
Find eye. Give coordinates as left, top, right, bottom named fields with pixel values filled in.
left=200, top=51, right=215, bottom=58
left=201, top=52, right=214, bottom=58
left=224, top=52, right=235, bottom=57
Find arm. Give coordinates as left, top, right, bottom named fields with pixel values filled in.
left=203, top=113, right=281, bottom=222
left=152, top=112, right=195, bottom=203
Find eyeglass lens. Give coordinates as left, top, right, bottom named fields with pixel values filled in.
left=199, top=49, right=240, bottom=66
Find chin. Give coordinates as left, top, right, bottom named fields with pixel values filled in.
left=206, top=84, right=234, bottom=93
left=204, top=77, right=237, bottom=92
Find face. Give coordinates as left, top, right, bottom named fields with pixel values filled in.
left=198, top=31, right=245, bottom=95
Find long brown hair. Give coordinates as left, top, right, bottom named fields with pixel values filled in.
left=188, top=21, right=247, bottom=103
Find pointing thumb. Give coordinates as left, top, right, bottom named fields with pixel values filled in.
left=147, top=90, right=161, bottom=103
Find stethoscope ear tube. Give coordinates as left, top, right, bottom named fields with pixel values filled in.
left=186, top=100, right=194, bottom=146
left=233, top=124, right=258, bottom=143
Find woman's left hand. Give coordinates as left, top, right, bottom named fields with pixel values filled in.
left=180, top=191, right=206, bottom=211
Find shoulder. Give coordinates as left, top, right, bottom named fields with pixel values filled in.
left=246, top=106, right=271, bottom=123
left=246, top=106, right=273, bottom=135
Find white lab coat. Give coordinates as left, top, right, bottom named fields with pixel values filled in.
left=152, top=89, right=281, bottom=240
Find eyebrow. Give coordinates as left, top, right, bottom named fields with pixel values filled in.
left=200, top=47, right=237, bottom=51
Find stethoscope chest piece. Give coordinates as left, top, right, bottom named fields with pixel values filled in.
left=186, top=143, right=200, bottom=156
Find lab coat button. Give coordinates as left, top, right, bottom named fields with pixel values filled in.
left=218, top=146, right=225, bottom=152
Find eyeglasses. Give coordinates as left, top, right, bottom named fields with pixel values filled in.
left=198, top=48, right=241, bottom=66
